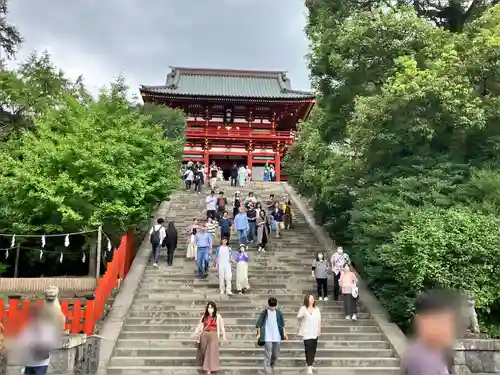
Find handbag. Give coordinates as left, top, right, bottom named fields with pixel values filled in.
left=196, top=316, right=213, bottom=349
left=351, top=281, right=359, bottom=299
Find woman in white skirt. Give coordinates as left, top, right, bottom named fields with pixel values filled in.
left=186, top=218, right=198, bottom=260
left=234, top=244, right=250, bottom=294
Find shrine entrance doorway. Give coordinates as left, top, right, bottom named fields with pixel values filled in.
left=210, top=155, right=246, bottom=181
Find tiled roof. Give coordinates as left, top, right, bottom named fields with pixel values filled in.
left=140, top=67, right=314, bottom=100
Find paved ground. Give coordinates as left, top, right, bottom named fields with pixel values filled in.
left=106, top=182, right=400, bottom=374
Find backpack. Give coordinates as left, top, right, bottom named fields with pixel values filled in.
left=150, top=226, right=161, bottom=246
left=218, top=198, right=226, bottom=210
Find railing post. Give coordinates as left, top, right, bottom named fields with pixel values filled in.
left=84, top=295, right=96, bottom=335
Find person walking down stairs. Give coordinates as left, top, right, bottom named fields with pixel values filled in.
left=194, top=301, right=228, bottom=375
left=186, top=218, right=198, bottom=260
left=297, top=294, right=322, bottom=374
left=312, top=252, right=329, bottom=301
left=195, top=225, right=213, bottom=279
left=163, top=221, right=178, bottom=266
left=256, top=209, right=270, bottom=252
left=234, top=244, right=250, bottom=294
left=339, top=263, right=359, bottom=320
left=234, top=206, right=249, bottom=246
left=255, top=297, right=288, bottom=375
left=149, top=218, right=166, bottom=267
left=215, top=237, right=233, bottom=295
left=331, top=246, right=350, bottom=300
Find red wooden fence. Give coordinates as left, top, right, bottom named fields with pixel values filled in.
left=0, top=232, right=134, bottom=336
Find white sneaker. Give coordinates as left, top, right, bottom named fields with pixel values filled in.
left=318, top=297, right=323, bottom=301
left=345, top=316, right=351, bottom=320
left=352, top=314, right=357, bottom=321
left=153, top=263, right=158, bottom=268
left=220, top=291, right=225, bottom=295
left=227, top=291, right=233, bottom=295
left=307, top=366, right=313, bottom=374
left=324, top=297, right=329, bottom=301
left=257, top=247, right=262, bottom=252
left=261, top=248, right=266, bottom=252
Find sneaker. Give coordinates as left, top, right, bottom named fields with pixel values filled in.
left=227, top=291, right=233, bottom=295
left=257, top=247, right=262, bottom=252
left=324, top=297, right=329, bottom=301
left=238, top=291, right=243, bottom=295
left=307, top=366, right=313, bottom=374
left=261, top=248, right=266, bottom=252
left=318, top=297, right=323, bottom=301
left=352, top=314, right=357, bottom=321
left=220, top=291, right=225, bottom=295
left=246, top=285, right=250, bottom=290
left=345, top=316, right=351, bottom=320
left=153, top=263, right=158, bottom=268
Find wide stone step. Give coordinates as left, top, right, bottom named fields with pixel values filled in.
left=119, top=332, right=386, bottom=341
left=115, top=339, right=391, bottom=350
left=124, top=317, right=378, bottom=326
left=128, top=308, right=370, bottom=317
left=106, top=366, right=400, bottom=375
left=108, top=356, right=400, bottom=367
left=122, top=324, right=380, bottom=334
left=130, top=297, right=355, bottom=306
left=113, top=347, right=394, bottom=358
left=140, top=280, right=289, bottom=288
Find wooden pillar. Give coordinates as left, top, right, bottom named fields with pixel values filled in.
left=275, top=141, right=281, bottom=182
left=247, top=141, right=253, bottom=170
left=204, top=139, right=209, bottom=166
left=271, top=111, right=276, bottom=134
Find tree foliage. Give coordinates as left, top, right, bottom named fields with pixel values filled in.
left=0, top=52, right=186, bottom=276
left=287, top=1, right=500, bottom=335
left=0, top=0, right=22, bottom=59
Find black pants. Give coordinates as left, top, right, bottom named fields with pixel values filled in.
left=333, top=273, right=341, bottom=300
left=303, top=338, right=318, bottom=366
left=206, top=210, right=216, bottom=219
left=194, top=181, right=201, bottom=192
left=166, top=246, right=175, bottom=265
left=343, top=293, right=357, bottom=316
left=221, top=231, right=230, bottom=242
left=316, top=278, right=327, bottom=298
left=230, top=176, right=237, bottom=186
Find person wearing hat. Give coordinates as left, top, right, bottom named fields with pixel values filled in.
left=234, top=244, right=250, bottom=294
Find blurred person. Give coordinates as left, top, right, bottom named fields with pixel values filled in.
left=186, top=218, right=198, bottom=260
left=312, top=252, right=329, bottom=301
left=230, top=163, right=238, bottom=187
left=234, top=244, right=250, bottom=294
left=401, top=290, right=457, bottom=375
left=282, top=199, right=294, bottom=229
left=234, top=206, right=249, bottom=246
left=0, top=323, right=6, bottom=375
left=256, top=210, right=270, bottom=252
left=15, top=305, right=59, bottom=375
left=331, top=246, right=350, bottom=301
left=205, top=190, right=217, bottom=220
left=163, top=221, right=178, bottom=266
left=218, top=211, right=232, bottom=243
left=215, top=237, right=232, bottom=295
left=195, top=224, right=213, bottom=279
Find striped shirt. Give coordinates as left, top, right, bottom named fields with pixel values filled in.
left=206, top=222, right=217, bottom=235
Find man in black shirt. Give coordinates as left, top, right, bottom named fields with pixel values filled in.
left=246, top=204, right=257, bottom=243
left=210, top=166, right=218, bottom=189
left=230, top=163, right=238, bottom=187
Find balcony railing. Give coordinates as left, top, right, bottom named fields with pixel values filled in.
left=185, top=127, right=296, bottom=140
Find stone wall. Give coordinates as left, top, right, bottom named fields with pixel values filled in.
left=453, top=339, right=500, bottom=374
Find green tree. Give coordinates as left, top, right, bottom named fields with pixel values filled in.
left=0, top=73, right=185, bottom=276
left=0, top=0, right=22, bottom=59
left=139, top=103, right=187, bottom=141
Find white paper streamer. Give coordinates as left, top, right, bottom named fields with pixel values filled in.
left=10, top=235, right=15, bottom=248
left=39, top=249, right=43, bottom=260
left=107, top=238, right=112, bottom=253
left=64, top=234, right=70, bottom=247
left=5, top=249, right=8, bottom=259
left=59, top=252, right=64, bottom=263
left=82, top=252, right=86, bottom=263
left=41, top=235, right=46, bottom=248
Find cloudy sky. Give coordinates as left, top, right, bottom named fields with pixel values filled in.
left=7, top=0, right=311, bottom=97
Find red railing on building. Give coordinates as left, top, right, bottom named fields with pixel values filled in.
left=0, top=232, right=134, bottom=337
left=185, top=127, right=296, bottom=141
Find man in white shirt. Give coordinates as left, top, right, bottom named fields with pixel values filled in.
left=149, top=218, right=166, bottom=267
left=331, top=246, right=350, bottom=300
left=205, top=190, right=217, bottom=219
left=215, top=237, right=233, bottom=294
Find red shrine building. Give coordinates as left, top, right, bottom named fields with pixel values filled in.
left=139, top=67, right=315, bottom=181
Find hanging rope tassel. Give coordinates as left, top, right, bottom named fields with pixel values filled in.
left=82, top=252, right=86, bottom=263
left=41, top=235, right=46, bottom=248
left=40, top=249, right=43, bottom=260
left=64, top=234, right=70, bottom=247
left=59, top=252, right=64, bottom=263
left=5, top=249, right=8, bottom=259
left=10, top=235, right=15, bottom=248
left=107, top=238, right=112, bottom=253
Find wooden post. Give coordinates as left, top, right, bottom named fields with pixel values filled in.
left=14, top=243, right=20, bottom=278
left=95, top=225, right=102, bottom=280
left=275, top=152, right=281, bottom=182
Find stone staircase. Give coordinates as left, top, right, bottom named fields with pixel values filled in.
left=106, top=182, right=400, bottom=374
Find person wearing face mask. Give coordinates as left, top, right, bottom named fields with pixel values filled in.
left=312, top=252, right=329, bottom=301
left=194, top=301, right=228, bottom=374
left=234, top=244, right=250, bottom=294
left=330, top=246, right=350, bottom=301
left=339, top=263, right=358, bottom=320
